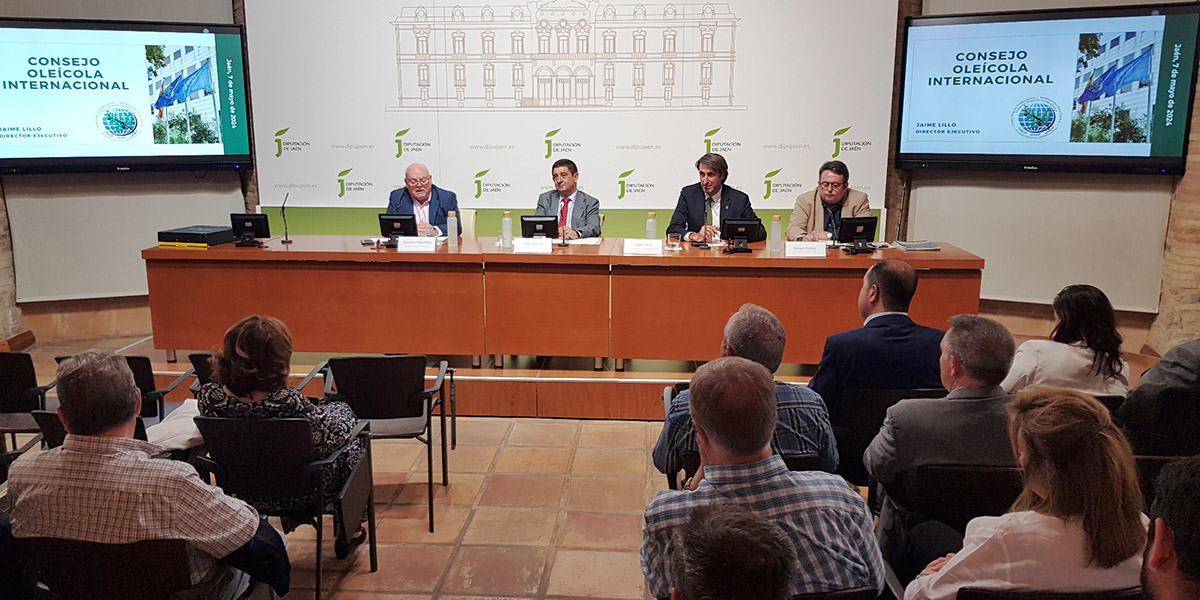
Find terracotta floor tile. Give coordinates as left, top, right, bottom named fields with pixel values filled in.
left=478, top=473, right=565, bottom=507
left=462, top=507, right=559, bottom=546
left=557, top=511, right=644, bottom=550
left=571, top=448, right=647, bottom=476
left=394, top=473, right=485, bottom=507
left=645, top=476, right=670, bottom=504
left=420, top=444, right=499, bottom=473
left=440, top=546, right=549, bottom=596
left=335, top=544, right=454, bottom=593
left=286, top=540, right=359, bottom=573
left=545, top=549, right=646, bottom=599
left=371, top=442, right=425, bottom=472
left=578, top=421, right=650, bottom=449
left=494, top=446, right=573, bottom=473
left=437, top=418, right=513, bottom=446
left=376, top=504, right=471, bottom=544
left=334, top=593, right=430, bottom=600
left=508, top=419, right=579, bottom=447
left=565, top=477, right=648, bottom=512
left=646, top=421, right=663, bottom=448
left=372, top=471, right=408, bottom=504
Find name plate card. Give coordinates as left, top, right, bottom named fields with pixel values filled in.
left=785, top=241, right=827, bottom=258
left=513, top=238, right=553, bottom=254
left=393, top=237, right=437, bottom=252
left=624, top=239, right=664, bottom=256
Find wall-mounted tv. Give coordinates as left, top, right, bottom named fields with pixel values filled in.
left=0, top=17, right=252, bottom=175
left=896, top=3, right=1200, bottom=174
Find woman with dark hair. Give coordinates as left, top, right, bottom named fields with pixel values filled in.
left=904, top=387, right=1145, bottom=600
left=1001, top=284, right=1129, bottom=396
left=197, top=315, right=366, bottom=555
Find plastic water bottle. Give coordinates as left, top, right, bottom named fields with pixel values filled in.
left=769, top=214, right=783, bottom=252
left=446, top=211, right=458, bottom=247
left=646, top=211, right=657, bottom=239
left=501, top=211, right=513, bottom=248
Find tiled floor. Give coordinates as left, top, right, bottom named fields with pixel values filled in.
left=281, top=417, right=668, bottom=600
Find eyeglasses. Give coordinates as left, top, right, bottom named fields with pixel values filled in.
left=405, top=177, right=431, bottom=185
left=818, top=181, right=846, bottom=190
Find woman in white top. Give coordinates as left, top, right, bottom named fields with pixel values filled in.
left=905, top=387, right=1146, bottom=600
left=1002, top=284, right=1129, bottom=397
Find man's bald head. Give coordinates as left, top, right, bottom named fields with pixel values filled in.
left=867, top=259, right=919, bottom=312
left=404, top=163, right=433, bottom=202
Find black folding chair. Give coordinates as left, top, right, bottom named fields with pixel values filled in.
left=834, top=388, right=946, bottom=485
left=23, top=537, right=230, bottom=600
left=53, top=355, right=193, bottom=421
left=31, top=409, right=146, bottom=449
left=195, top=416, right=377, bottom=600
left=0, top=351, right=55, bottom=452
left=187, top=352, right=215, bottom=395
left=795, top=587, right=880, bottom=600
left=956, top=587, right=1142, bottom=600
left=322, top=355, right=448, bottom=532
left=1135, top=454, right=1180, bottom=511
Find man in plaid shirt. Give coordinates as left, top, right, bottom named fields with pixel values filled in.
left=652, top=303, right=838, bottom=477
left=5, top=351, right=289, bottom=598
left=642, top=356, right=884, bottom=598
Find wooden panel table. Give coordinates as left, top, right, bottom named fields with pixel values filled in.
left=479, top=237, right=616, bottom=358
left=143, top=236, right=487, bottom=355
left=609, top=242, right=984, bottom=365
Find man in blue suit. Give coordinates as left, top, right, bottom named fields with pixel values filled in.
left=808, top=258, right=945, bottom=416
left=667, top=153, right=764, bottom=243
left=386, top=163, right=462, bottom=237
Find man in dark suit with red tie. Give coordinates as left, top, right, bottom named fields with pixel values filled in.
left=667, top=153, right=764, bottom=243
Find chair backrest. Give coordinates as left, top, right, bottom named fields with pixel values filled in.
left=188, top=353, right=215, bottom=387
left=33, top=410, right=148, bottom=448
left=124, top=356, right=161, bottom=417
left=194, top=416, right=318, bottom=499
left=0, top=351, right=41, bottom=413
left=836, top=388, right=947, bottom=438
left=1135, top=455, right=1178, bottom=511
left=24, top=537, right=193, bottom=600
left=327, top=355, right=429, bottom=421
left=795, top=587, right=880, bottom=600
left=680, top=452, right=820, bottom=480
left=889, top=464, right=1024, bottom=533
left=458, top=208, right=477, bottom=237
left=956, top=587, right=1142, bottom=600
left=1093, top=394, right=1126, bottom=414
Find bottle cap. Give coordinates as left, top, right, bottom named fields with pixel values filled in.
left=772, top=214, right=781, bottom=221
left=648, top=212, right=656, bottom=218
left=448, top=210, right=456, bottom=217
left=503, top=210, right=511, bottom=217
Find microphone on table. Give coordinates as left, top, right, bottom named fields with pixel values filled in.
left=280, top=192, right=293, bottom=244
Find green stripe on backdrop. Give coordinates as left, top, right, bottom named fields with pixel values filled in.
left=260, top=207, right=881, bottom=239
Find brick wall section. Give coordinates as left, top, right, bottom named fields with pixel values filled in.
left=0, top=183, right=23, bottom=339
left=1149, top=81, right=1200, bottom=353
left=885, top=0, right=922, bottom=241
left=232, top=0, right=260, bottom=211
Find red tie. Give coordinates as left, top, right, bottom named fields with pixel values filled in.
left=559, top=197, right=570, bottom=228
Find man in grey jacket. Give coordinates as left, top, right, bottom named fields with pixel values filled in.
left=535, top=158, right=601, bottom=239
left=1119, top=339, right=1200, bottom=456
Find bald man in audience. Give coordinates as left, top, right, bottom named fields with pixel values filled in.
left=386, top=162, right=462, bottom=236
left=643, top=356, right=883, bottom=598
left=1143, top=457, right=1200, bottom=600
left=864, top=315, right=1017, bottom=579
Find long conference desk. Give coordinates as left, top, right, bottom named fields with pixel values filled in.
left=142, top=236, right=984, bottom=365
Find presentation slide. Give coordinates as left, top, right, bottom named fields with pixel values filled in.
left=0, top=25, right=249, bottom=159
left=899, top=12, right=1199, bottom=158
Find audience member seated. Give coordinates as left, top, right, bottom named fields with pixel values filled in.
left=667, top=502, right=796, bottom=600
left=865, top=314, right=1017, bottom=572
left=1002, top=284, right=1129, bottom=397
left=197, top=314, right=366, bottom=555
left=653, top=303, right=838, bottom=475
left=1143, top=457, right=1200, bottom=600
left=642, top=356, right=884, bottom=597
left=5, top=350, right=289, bottom=599
left=808, top=258, right=944, bottom=414
left=1118, top=339, right=1200, bottom=456
left=903, top=387, right=1146, bottom=600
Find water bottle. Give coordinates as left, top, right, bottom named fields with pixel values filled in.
left=769, top=214, right=783, bottom=252
left=446, top=210, right=458, bottom=247
left=646, top=211, right=657, bottom=239
left=501, top=211, right=513, bottom=248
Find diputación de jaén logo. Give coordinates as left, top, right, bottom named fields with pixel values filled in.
left=474, top=169, right=490, bottom=198
left=704, top=127, right=721, bottom=153
left=763, top=169, right=782, bottom=199
left=544, top=129, right=560, bottom=158
left=832, top=126, right=851, bottom=158
left=617, top=169, right=635, bottom=199
left=96, top=103, right=139, bottom=140
left=395, top=128, right=410, bottom=158
left=1011, top=97, right=1060, bottom=138
left=337, top=168, right=352, bottom=198
left=274, top=127, right=289, bottom=157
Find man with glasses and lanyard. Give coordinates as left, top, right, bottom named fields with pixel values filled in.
left=785, top=160, right=871, bottom=242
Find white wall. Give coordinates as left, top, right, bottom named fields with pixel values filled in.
left=0, top=0, right=242, bottom=301
left=912, top=0, right=1189, bottom=312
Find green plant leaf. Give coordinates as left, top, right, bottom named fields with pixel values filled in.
left=337, top=168, right=353, bottom=177
left=704, top=127, right=721, bottom=137
left=834, top=126, right=852, bottom=136
left=619, top=169, right=635, bottom=178
left=395, top=128, right=410, bottom=137
left=274, top=127, right=290, bottom=137
left=765, top=169, right=782, bottom=178
left=474, top=169, right=490, bottom=178
left=545, top=128, right=561, bottom=137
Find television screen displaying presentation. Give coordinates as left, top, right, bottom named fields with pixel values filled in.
left=897, top=4, right=1200, bottom=174
left=0, top=18, right=252, bottom=174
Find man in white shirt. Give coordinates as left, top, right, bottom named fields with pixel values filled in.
left=386, top=162, right=462, bottom=237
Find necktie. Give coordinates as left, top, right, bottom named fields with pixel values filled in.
left=706, top=198, right=715, bottom=227
left=559, top=197, right=570, bottom=228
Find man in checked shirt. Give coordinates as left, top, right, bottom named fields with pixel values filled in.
left=642, top=356, right=883, bottom=598
left=4, top=350, right=289, bottom=598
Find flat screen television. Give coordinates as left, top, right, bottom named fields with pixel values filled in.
left=0, top=17, right=253, bottom=174
left=896, top=3, right=1200, bottom=174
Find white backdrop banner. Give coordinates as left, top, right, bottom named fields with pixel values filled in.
left=245, top=0, right=898, bottom=210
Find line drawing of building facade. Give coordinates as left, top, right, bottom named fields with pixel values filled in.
left=388, top=1, right=739, bottom=110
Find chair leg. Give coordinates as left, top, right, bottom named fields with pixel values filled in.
left=315, top=511, right=323, bottom=600
left=426, top=438, right=435, bottom=533
left=450, top=373, right=457, bottom=450
left=367, top=450, right=378, bottom=573
left=440, top=398, right=449, bottom=486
